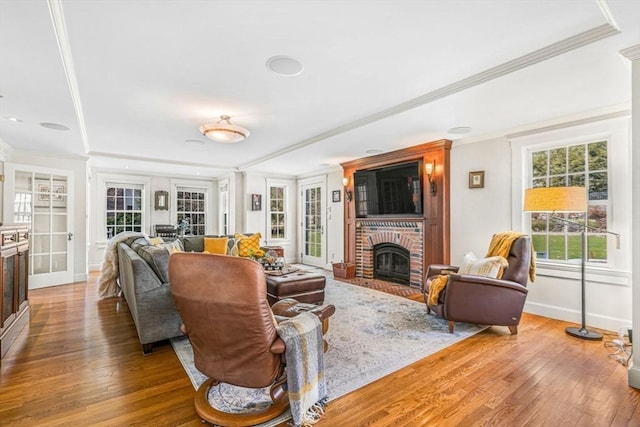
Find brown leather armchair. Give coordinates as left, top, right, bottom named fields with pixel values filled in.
left=422, top=235, right=532, bottom=334
left=168, top=252, right=335, bottom=426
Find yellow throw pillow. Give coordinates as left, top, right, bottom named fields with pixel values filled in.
left=204, top=237, right=229, bottom=255
left=234, top=233, right=262, bottom=257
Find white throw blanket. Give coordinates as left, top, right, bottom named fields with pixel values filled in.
left=96, top=232, right=147, bottom=299
left=276, top=312, right=327, bottom=427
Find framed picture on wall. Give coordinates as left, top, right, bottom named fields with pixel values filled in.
left=154, top=190, right=169, bottom=210
left=34, top=178, right=66, bottom=208
left=251, top=194, right=262, bottom=211
left=332, top=190, right=341, bottom=202
left=469, top=171, right=485, bottom=189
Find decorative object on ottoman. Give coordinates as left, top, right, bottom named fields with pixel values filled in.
left=266, top=271, right=327, bottom=305
left=332, top=262, right=355, bottom=279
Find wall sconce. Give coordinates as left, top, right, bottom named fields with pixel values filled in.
left=425, top=160, right=437, bottom=196
left=343, top=177, right=352, bottom=202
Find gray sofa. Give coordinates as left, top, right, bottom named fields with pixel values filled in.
left=116, top=234, right=255, bottom=354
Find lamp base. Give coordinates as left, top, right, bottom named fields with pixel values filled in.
left=565, top=326, right=603, bottom=341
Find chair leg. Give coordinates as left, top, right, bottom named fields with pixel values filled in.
left=448, top=320, right=455, bottom=333
left=508, top=325, right=518, bottom=335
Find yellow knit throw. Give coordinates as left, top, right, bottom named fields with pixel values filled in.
left=427, top=275, right=449, bottom=306
left=486, top=231, right=535, bottom=282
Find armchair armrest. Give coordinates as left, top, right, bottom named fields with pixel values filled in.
left=443, top=274, right=529, bottom=326
left=426, top=264, right=459, bottom=278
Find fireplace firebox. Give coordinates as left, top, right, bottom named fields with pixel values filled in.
left=373, top=243, right=410, bottom=285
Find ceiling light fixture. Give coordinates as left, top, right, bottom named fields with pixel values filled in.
left=199, top=115, right=250, bottom=144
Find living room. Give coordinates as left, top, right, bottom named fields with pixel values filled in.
left=1, top=0, right=640, bottom=425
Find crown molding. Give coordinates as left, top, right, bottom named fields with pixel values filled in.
left=47, top=0, right=90, bottom=154
left=238, top=21, right=620, bottom=171
left=620, top=44, right=640, bottom=61
left=88, top=151, right=238, bottom=172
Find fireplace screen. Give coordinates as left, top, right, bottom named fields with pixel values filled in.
left=373, top=243, right=410, bottom=285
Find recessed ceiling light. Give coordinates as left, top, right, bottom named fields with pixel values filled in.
left=40, top=122, right=70, bottom=131
left=266, top=56, right=304, bottom=76
left=448, top=126, right=472, bottom=135
left=366, top=149, right=384, bottom=155
left=6, top=116, right=22, bottom=122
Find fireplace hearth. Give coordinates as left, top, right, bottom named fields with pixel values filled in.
left=374, top=243, right=410, bottom=285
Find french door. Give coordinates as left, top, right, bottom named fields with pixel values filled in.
left=300, top=178, right=326, bottom=267
left=3, top=164, right=75, bottom=288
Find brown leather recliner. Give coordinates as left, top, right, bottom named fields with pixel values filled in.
left=422, top=235, right=532, bottom=334
left=168, top=252, right=334, bottom=426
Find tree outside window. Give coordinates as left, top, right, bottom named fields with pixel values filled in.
left=529, top=141, right=608, bottom=264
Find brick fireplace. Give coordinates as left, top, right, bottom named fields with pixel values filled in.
left=356, top=220, right=424, bottom=288
left=341, top=139, right=451, bottom=286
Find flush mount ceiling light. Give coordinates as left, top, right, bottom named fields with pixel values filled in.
left=266, top=55, right=304, bottom=76
left=199, top=115, right=250, bottom=144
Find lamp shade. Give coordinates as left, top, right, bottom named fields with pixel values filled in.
left=523, top=187, right=587, bottom=212
left=199, top=115, right=250, bottom=144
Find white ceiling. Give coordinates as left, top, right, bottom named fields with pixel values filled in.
left=1, top=0, right=638, bottom=178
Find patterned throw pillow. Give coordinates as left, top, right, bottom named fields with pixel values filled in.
left=148, top=236, right=164, bottom=246
left=234, top=233, right=262, bottom=257
left=204, top=237, right=228, bottom=255
left=161, top=239, right=183, bottom=254
left=458, top=251, right=508, bottom=279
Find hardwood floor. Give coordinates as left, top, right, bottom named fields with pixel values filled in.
left=1, top=276, right=638, bottom=426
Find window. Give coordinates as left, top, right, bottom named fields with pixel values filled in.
left=106, top=185, right=143, bottom=239
left=269, top=185, right=286, bottom=239
left=176, top=189, right=206, bottom=236
left=528, top=141, right=608, bottom=264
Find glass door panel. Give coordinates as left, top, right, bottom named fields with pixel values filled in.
left=300, top=181, right=326, bottom=267
left=4, top=165, right=74, bottom=288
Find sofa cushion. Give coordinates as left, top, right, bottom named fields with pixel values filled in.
left=130, top=237, right=151, bottom=253
left=137, top=245, right=171, bottom=283
left=204, top=237, right=228, bottom=254
left=458, top=251, right=508, bottom=279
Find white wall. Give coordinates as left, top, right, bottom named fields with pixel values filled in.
left=88, top=169, right=216, bottom=270
left=450, top=115, right=632, bottom=333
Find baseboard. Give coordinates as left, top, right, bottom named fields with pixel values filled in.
left=628, top=365, right=640, bottom=390
left=524, top=301, right=631, bottom=333
left=74, top=273, right=88, bottom=283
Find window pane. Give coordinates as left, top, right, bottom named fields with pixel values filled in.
left=532, top=151, right=547, bottom=177
left=568, top=145, right=585, bottom=173
left=549, top=147, right=566, bottom=175
left=588, top=141, right=607, bottom=171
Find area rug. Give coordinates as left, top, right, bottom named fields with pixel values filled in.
left=171, top=270, right=486, bottom=426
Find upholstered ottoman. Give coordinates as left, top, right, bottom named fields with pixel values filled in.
left=265, top=271, right=326, bottom=305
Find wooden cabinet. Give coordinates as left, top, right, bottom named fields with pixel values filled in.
left=1, top=224, right=29, bottom=358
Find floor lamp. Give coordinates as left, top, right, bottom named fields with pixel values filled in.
left=524, top=187, right=620, bottom=341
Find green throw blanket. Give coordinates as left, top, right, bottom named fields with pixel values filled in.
left=277, top=312, right=327, bottom=426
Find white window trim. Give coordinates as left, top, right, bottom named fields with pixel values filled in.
left=510, top=115, right=631, bottom=286
left=170, top=179, right=215, bottom=235
left=95, top=173, right=151, bottom=246
left=265, top=178, right=291, bottom=244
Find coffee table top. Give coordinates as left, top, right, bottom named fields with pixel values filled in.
left=264, top=270, right=325, bottom=284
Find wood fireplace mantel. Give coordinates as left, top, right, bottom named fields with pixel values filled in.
left=341, top=139, right=451, bottom=285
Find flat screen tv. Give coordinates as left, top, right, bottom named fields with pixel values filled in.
left=353, top=160, right=423, bottom=218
